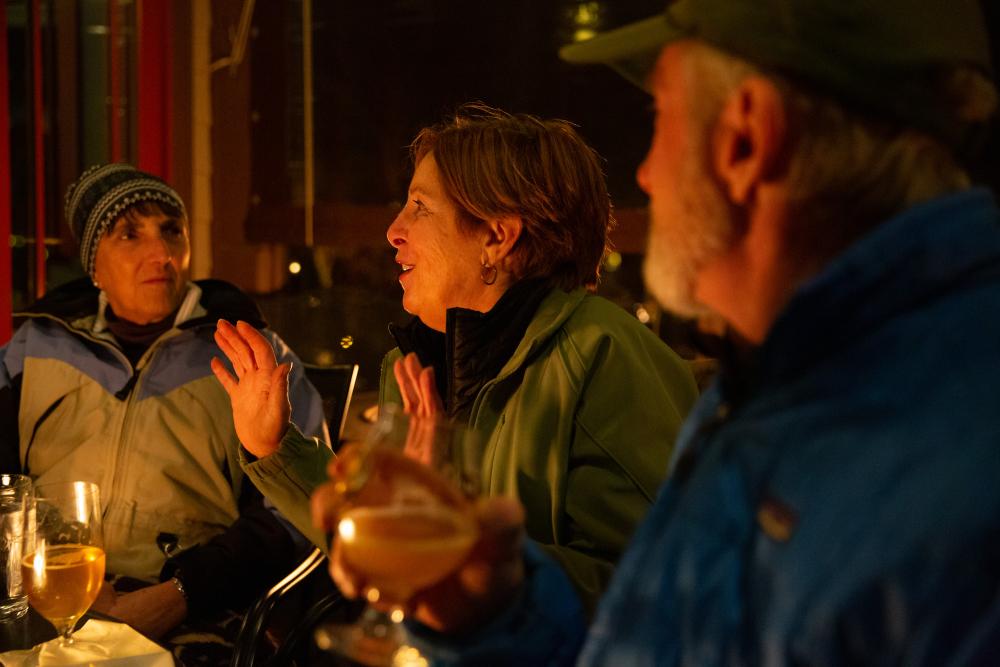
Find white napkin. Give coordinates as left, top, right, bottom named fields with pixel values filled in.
left=0, top=619, right=173, bottom=666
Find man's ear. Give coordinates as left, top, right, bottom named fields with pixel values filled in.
left=712, top=76, right=788, bottom=206
left=482, top=215, right=523, bottom=270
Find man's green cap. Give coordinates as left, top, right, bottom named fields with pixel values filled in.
left=560, top=0, right=995, bottom=151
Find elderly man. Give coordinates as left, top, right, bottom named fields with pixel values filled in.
left=315, top=0, right=1000, bottom=664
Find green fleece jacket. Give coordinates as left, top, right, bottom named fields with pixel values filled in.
left=244, top=288, right=697, bottom=611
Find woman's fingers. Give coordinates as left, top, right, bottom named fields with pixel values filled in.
left=210, top=357, right=238, bottom=395
left=407, top=497, right=526, bottom=633
left=416, top=366, right=443, bottom=417
left=394, top=352, right=444, bottom=418
left=237, top=320, right=278, bottom=372
left=403, top=417, right=428, bottom=463
left=213, top=328, right=245, bottom=377
left=393, top=355, right=420, bottom=413
left=314, top=475, right=366, bottom=600
left=311, top=480, right=343, bottom=532
left=402, top=352, right=424, bottom=389
left=215, top=319, right=279, bottom=380
left=329, top=538, right=364, bottom=600
left=215, top=319, right=257, bottom=375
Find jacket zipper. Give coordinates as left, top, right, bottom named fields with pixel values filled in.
left=106, top=330, right=185, bottom=519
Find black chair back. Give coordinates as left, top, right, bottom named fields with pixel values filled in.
left=302, top=364, right=358, bottom=445
left=229, top=363, right=362, bottom=667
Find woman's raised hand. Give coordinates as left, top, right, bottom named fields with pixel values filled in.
left=393, top=352, right=445, bottom=417
left=211, top=319, right=291, bottom=458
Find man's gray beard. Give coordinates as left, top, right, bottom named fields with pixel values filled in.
left=642, top=231, right=708, bottom=319
left=642, top=170, right=733, bottom=320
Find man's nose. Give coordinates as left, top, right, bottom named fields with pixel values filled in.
left=636, top=157, right=651, bottom=195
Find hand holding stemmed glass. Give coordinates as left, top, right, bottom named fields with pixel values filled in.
left=309, top=407, right=484, bottom=665
left=21, top=481, right=105, bottom=647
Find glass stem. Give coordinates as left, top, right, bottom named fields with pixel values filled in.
left=58, top=622, right=76, bottom=646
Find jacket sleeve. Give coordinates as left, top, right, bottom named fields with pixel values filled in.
left=246, top=329, right=332, bottom=551
left=241, top=424, right=334, bottom=553
left=161, top=331, right=331, bottom=617
left=160, top=476, right=299, bottom=618
left=545, top=323, right=698, bottom=614
left=0, top=329, right=27, bottom=472
left=404, top=541, right=587, bottom=666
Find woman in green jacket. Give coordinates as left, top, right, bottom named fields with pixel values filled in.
left=213, top=103, right=697, bottom=611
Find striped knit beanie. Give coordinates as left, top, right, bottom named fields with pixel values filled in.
left=64, top=163, right=187, bottom=276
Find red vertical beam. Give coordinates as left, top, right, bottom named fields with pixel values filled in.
left=0, top=4, right=12, bottom=342
left=31, top=0, right=46, bottom=299
left=108, top=0, right=123, bottom=162
left=137, top=0, right=172, bottom=179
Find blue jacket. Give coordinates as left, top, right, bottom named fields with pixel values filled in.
left=413, top=189, right=1000, bottom=665
left=0, top=279, right=329, bottom=616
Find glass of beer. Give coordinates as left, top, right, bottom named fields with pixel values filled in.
left=315, top=407, right=483, bottom=666
left=21, top=481, right=105, bottom=646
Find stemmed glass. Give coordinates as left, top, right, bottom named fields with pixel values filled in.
left=315, top=406, right=483, bottom=666
left=21, top=481, right=106, bottom=647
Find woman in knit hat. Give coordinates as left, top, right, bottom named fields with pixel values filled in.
left=0, top=163, right=328, bottom=661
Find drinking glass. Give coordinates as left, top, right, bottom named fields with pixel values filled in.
left=315, top=407, right=483, bottom=666
left=0, top=474, right=32, bottom=621
left=21, top=481, right=105, bottom=646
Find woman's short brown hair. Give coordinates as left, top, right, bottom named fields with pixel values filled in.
left=410, top=103, right=615, bottom=292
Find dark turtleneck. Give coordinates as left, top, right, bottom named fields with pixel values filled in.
left=389, top=278, right=552, bottom=420
left=105, top=306, right=180, bottom=367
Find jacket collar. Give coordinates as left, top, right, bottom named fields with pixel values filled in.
left=494, top=286, right=588, bottom=381
left=93, top=282, right=201, bottom=334
left=759, top=188, right=1000, bottom=384
left=390, top=278, right=555, bottom=418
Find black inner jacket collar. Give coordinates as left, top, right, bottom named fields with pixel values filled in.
left=105, top=304, right=181, bottom=366
left=389, top=278, right=551, bottom=419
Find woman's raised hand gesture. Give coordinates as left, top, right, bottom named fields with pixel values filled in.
left=393, top=352, right=445, bottom=417
left=211, top=319, right=291, bottom=458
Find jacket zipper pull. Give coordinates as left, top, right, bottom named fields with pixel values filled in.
left=114, top=373, right=139, bottom=401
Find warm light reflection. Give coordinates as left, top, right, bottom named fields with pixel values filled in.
left=574, top=2, right=599, bottom=27
left=289, top=261, right=303, bottom=275
left=31, top=542, right=46, bottom=588
left=393, top=646, right=428, bottom=667
left=604, top=251, right=622, bottom=272
left=570, top=1, right=601, bottom=43
left=74, top=482, right=89, bottom=523
left=339, top=517, right=356, bottom=542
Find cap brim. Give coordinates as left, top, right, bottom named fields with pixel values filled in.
left=558, top=15, right=680, bottom=91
